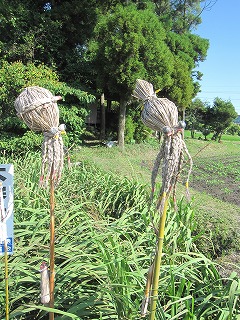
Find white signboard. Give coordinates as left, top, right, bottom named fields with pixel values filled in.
left=0, top=164, right=14, bottom=255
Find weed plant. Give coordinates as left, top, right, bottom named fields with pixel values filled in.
left=0, top=152, right=239, bottom=319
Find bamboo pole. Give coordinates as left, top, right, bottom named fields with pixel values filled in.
left=149, top=193, right=169, bottom=320
left=49, top=171, right=55, bottom=320
left=4, top=239, right=9, bottom=320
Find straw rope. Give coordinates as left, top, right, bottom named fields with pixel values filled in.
left=15, top=86, right=65, bottom=186
left=133, top=79, right=193, bottom=318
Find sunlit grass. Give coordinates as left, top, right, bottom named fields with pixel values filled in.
left=0, top=151, right=239, bottom=319
left=184, top=130, right=240, bottom=142
left=77, top=138, right=240, bottom=255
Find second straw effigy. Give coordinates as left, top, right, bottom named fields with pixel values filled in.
left=132, top=79, right=193, bottom=318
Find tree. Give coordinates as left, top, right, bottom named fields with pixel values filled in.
left=0, top=0, right=211, bottom=145
left=188, top=97, right=237, bottom=141
left=226, top=123, right=240, bottom=136
left=150, top=0, right=210, bottom=117
left=160, top=0, right=202, bottom=33
left=161, top=30, right=209, bottom=116
left=0, top=0, right=102, bottom=94
left=207, top=98, right=238, bottom=142
left=154, top=0, right=218, bottom=33
left=0, top=0, right=63, bottom=65
left=87, top=3, right=174, bottom=148
left=186, top=98, right=209, bottom=138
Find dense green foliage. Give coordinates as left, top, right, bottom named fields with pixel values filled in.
left=0, top=0, right=212, bottom=147
left=226, top=123, right=240, bottom=136
left=85, top=1, right=209, bottom=138
left=0, top=0, right=236, bottom=147
left=0, top=152, right=239, bottom=319
left=88, top=3, right=174, bottom=101
left=0, top=61, right=95, bottom=148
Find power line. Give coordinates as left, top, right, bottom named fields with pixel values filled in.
left=198, top=90, right=240, bottom=93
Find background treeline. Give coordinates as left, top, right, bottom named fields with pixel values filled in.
left=0, top=0, right=238, bottom=150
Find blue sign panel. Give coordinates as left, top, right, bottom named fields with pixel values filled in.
left=0, top=164, right=14, bottom=255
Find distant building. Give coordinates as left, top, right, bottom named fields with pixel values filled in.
left=85, top=103, right=100, bottom=125
left=233, top=115, right=240, bottom=125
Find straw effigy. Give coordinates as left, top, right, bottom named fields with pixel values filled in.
left=15, top=86, right=66, bottom=317
left=132, top=79, right=192, bottom=210
left=132, top=79, right=193, bottom=318
left=14, top=86, right=65, bottom=187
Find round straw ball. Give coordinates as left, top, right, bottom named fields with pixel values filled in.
left=141, top=98, right=179, bottom=132
left=15, top=86, right=62, bottom=132
left=132, top=79, right=156, bottom=101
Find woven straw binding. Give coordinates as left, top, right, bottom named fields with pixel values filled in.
left=133, top=79, right=179, bottom=132
left=14, top=86, right=61, bottom=132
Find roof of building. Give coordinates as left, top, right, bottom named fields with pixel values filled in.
left=234, top=115, right=240, bottom=124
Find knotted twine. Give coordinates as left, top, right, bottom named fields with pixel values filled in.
left=133, top=79, right=192, bottom=210
left=14, top=86, right=65, bottom=187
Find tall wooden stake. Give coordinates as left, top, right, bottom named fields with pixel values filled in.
left=49, top=172, right=55, bottom=320
left=4, top=240, right=9, bottom=320
left=149, top=194, right=169, bottom=320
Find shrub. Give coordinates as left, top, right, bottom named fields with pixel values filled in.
left=0, top=61, right=95, bottom=146
left=226, top=123, right=240, bottom=136
left=126, top=105, right=152, bottom=143
left=125, top=115, right=136, bottom=144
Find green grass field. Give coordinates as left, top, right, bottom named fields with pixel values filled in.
left=0, top=134, right=239, bottom=319
left=76, top=134, right=240, bottom=258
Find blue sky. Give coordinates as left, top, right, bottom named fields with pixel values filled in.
left=194, top=0, right=240, bottom=115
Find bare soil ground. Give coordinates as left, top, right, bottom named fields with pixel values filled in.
left=189, top=155, right=240, bottom=276
left=190, top=155, right=240, bottom=207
